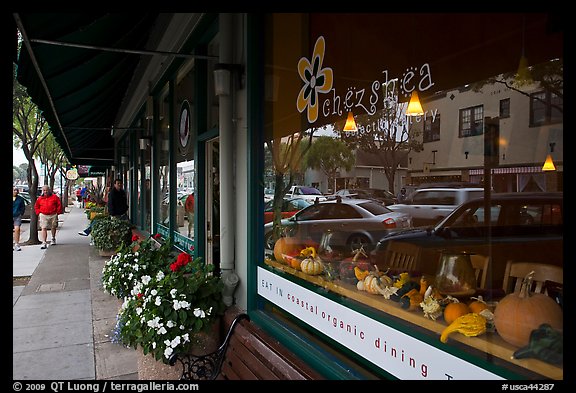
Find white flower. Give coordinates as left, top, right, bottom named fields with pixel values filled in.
left=147, top=317, right=161, bottom=328
left=182, top=333, right=190, bottom=342
left=136, top=307, right=143, bottom=315
left=170, top=289, right=177, bottom=298
left=141, top=275, right=152, bottom=285
left=166, top=320, right=175, bottom=328
left=156, top=271, right=164, bottom=280
left=154, top=296, right=161, bottom=306
left=152, top=342, right=156, bottom=349
left=158, top=326, right=167, bottom=335
left=170, top=336, right=181, bottom=348
left=164, top=347, right=173, bottom=359
left=151, top=289, right=158, bottom=296
left=193, top=308, right=206, bottom=318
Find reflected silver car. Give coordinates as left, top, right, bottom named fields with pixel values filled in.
left=264, top=198, right=412, bottom=253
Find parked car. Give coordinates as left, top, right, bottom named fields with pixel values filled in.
left=387, top=187, right=484, bottom=227
left=18, top=191, right=33, bottom=221
left=264, top=197, right=412, bottom=254
left=284, top=185, right=327, bottom=202
left=335, top=188, right=397, bottom=205
left=264, top=198, right=311, bottom=224
left=371, top=192, right=563, bottom=294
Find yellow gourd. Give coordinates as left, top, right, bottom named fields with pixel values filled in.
left=354, top=266, right=370, bottom=281
left=440, top=313, right=487, bottom=343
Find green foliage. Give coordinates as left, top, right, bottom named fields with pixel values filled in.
left=91, top=216, right=133, bottom=251
left=115, top=252, right=226, bottom=363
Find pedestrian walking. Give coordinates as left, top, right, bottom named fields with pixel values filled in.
left=184, top=192, right=194, bottom=237
left=13, top=186, right=26, bottom=251
left=108, top=179, right=129, bottom=220
left=34, top=185, right=62, bottom=249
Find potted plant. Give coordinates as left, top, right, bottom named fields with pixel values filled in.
left=114, top=251, right=226, bottom=366
left=101, top=235, right=174, bottom=299
left=91, top=216, right=133, bottom=256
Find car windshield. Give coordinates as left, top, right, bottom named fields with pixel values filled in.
left=299, top=187, right=322, bottom=195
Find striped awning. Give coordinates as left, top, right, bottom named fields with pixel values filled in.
left=469, top=166, right=543, bottom=175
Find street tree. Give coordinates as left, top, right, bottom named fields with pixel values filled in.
left=339, top=86, right=423, bottom=195
left=266, top=129, right=315, bottom=242
left=305, top=136, right=355, bottom=194
left=13, top=63, right=51, bottom=244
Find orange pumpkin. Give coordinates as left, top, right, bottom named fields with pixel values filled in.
left=444, top=302, right=471, bottom=325
left=468, top=297, right=489, bottom=314
left=273, top=237, right=301, bottom=264
left=494, top=273, right=563, bottom=348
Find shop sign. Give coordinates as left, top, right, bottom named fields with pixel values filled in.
left=297, top=36, right=436, bottom=126
left=258, top=267, right=503, bottom=380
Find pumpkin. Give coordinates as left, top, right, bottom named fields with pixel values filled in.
left=468, top=296, right=489, bottom=314
left=300, top=257, right=324, bottom=275
left=494, top=271, right=563, bottom=348
left=444, top=301, right=471, bottom=325
left=273, top=237, right=301, bottom=264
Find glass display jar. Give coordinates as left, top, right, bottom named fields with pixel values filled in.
left=434, top=251, right=477, bottom=297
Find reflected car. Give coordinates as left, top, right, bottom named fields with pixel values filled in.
left=371, top=192, right=563, bottom=293
left=264, top=198, right=311, bottom=224
left=19, top=191, right=33, bottom=221
left=264, top=198, right=412, bottom=254
left=335, top=188, right=397, bottom=206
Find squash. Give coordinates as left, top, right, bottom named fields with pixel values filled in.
left=494, top=271, right=563, bottom=348
left=468, top=296, right=489, bottom=314
left=443, top=301, right=471, bottom=325
left=273, top=237, right=303, bottom=264
left=300, top=257, right=324, bottom=275
left=440, top=313, right=487, bottom=343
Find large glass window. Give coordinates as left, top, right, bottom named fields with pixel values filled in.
left=174, top=62, right=197, bottom=253
left=258, top=13, right=563, bottom=380
left=157, top=85, right=171, bottom=235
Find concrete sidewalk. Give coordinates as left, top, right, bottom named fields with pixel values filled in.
left=13, top=205, right=138, bottom=380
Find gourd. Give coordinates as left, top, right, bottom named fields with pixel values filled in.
left=301, top=258, right=324, bottom=275
left=468, top=296, right=489, bottom=314
left=299, top=247, right=324, bottom=275
left=273, top=237, right=300, bottom=264
left=494, top=271, right=563, bottom=348
left=357, top=266, right=393, bottom=294
left=440, top=313, right=487, bottom=343
left=443, top=300, right=471, bottom=325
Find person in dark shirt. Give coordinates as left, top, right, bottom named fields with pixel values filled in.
left=108, top=179, right=129, bottom=220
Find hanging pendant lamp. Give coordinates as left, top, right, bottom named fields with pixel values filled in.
left=343, top=111, right=358, bottom=132
left=405, top=90, right=424, bottom=116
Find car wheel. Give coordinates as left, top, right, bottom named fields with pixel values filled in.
left=347, top=234, right=370, bottom=253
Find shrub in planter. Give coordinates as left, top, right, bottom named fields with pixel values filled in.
left=91, top=216, right=133, bottom=252
left=114, top=252, right=226, bottom=363
left=101, top=236, right=174, bottom=299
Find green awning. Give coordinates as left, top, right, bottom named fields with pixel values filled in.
left=15, top=13, right=159, bottom=166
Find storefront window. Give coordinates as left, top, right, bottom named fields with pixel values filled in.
left=259, top=13, right=563, bottom=380
left=157, top=85, right=171, bottom=236
left=174, top=62, right=197, bottom=253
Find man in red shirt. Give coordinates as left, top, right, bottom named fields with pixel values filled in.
left=34, top=185, right=62, bottom=249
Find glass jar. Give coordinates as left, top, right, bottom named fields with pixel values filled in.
left=434, top=251, right=477, bottom=297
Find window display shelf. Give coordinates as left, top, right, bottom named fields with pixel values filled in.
left=264, top=258, right=562, bottom=380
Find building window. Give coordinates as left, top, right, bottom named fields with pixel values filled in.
left=459, top=105, right=484, bottom=137
left=423, top=114, right=440, bottom=143
left=530, top=90, right=563, bottom=126
left=499, top=98, right=510, bottom=118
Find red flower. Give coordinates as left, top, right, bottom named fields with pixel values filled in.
left=137, top=293, right=143, bottom=298
left=153, top=233, right=162, bottom=240
left=169, top=252, right=192, bottom=272
left=131, top=235, right=140, bottom=242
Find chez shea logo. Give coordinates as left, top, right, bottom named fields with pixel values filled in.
left=296, top=36, right=436, bottom=125
left=258, top=267, right=503, bottom=380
